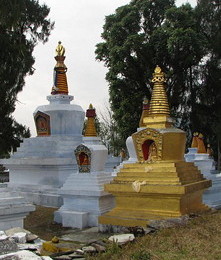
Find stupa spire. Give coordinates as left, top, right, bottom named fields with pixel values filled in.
left=51, top=41, right=69, bottom=95
left=84, top=104, right=97, bottom=137
left=191, top=132, right=198, bottom=148
left=149, top=66, right=170, bottom=116
left=143, top=66, right=173, bottom=128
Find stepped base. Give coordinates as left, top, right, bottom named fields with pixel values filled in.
left=0, top=187, right=35, bottom=230
left=99, top=161, right=211, bottom=228
left=55, top=172, right=115, bottom=228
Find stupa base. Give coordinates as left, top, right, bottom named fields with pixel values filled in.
left=99, top=162, right=211, bottom=228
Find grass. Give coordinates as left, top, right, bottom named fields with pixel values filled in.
left=24, top=206, right=221, bottom=259
left=87, top=210, right=221, bottom=260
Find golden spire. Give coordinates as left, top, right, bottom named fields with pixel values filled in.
left=149, top=66, right=170, bottom=116
left=139, top=97, right=149, bottom=127
left=191, top=132, right=198, bottom=148
left=197, top=133, right=207, bottom=153
left=51, top=41, right=69, bottom=95
left=207, top=144, right=213, bottom=156
left=143, top=66, right=173, bottom=128
left=84, top=104, right=97, bottom=137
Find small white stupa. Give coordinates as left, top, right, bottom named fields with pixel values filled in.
left=0, top=42, right=85, bottom=207
left=185, top=133, right=221, bottom=208
left=55, top=104, right=114, bottom=229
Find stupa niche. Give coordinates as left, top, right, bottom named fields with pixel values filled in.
left=99, top=66, right=211, bottom=229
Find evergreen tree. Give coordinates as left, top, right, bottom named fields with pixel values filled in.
left=95, top=0, right=220, bottom=162
left=0, top=0, right=54, bottom=157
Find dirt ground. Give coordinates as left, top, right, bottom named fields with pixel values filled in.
left=24, top=205, right=72, bottom=241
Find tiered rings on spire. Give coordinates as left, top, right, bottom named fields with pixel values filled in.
left=149, top=66, right=170, bottom=116
left=143, top=66, right=173, bottom=128
left=84, top=104, right=97, bottom=137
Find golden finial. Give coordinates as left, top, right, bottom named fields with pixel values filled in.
left=84, top=104, right=97, bottom=137
left=154, top=65, right=161, bottom=73
left=51, top=41, right=68, bottom=95
left=151, top=65, right=166, bottom=84
left=55, top=41, right=65, bottom=56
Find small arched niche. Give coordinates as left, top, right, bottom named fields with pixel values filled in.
left=34, top=111, right=51, bottom=136
left=75, top=144, right=91, bottom=173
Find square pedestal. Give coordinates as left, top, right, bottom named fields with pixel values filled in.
left=61, top=211, right=89, bottom=229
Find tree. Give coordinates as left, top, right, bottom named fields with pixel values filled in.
left=95, top=0, right=220, bottom=162
left=96, top=0, right=175, bottom=142
left=194, top=0, right=221, bottom=166
left=98, top=105, right=125, bottom=156
left=0, top=0, right=54, bottom=157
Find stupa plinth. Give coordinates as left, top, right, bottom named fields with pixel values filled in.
left=0, top=42, right=85, bottom=207
left=99, top=66, right=211, bottom=229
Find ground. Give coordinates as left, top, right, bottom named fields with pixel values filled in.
left=24, top=206, right=71, bottom=241
left=24, top=206, right=221, bottom=259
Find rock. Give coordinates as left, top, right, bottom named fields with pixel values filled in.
left=0, top=238, right=18, bottom=255
left=42, top=241, right=60, bottom=253
left=11, top=232, right=27, bottom=243
left=74, top=249, right=84, bottom=255
left=52, top=236, right=59, bottom=243
left=68, top=252, right=85, bottom=258
left=143, top=227, right=156, bottom=235
left=91, top=243, right=106, bottom=252
left=0, top=232, right=8, bottom=241
left=17, top=243, right=39, bottom=251
left=108, top=234, right=135, bottom=244
left=26, top=233, right=38, bottom=242
left=128, top=226, right=145, bottom=237
left=53, top=256, right=72, bottom=260
left=81, top=245, right=96, bottom=253
left=5, top=227, right=31, bottom=236
left=92, top=240, right=107, bottom=247
left=0, top=250, right=44, bottom=259
left=148, top=216, right=189, bottom=230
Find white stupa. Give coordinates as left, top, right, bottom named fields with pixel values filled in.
left=55, top=104, right=114, bottom=228
left=0, top=42, right=85, bottom=207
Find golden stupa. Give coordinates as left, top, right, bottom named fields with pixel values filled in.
left=84, top=104, right=97, bottom=137
left=99, top=66, right=211, bottom=227
left=51, top=41, right=69, bottom=95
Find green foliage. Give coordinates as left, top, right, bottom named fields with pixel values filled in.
left=0, top=0, right=54, bottom=158
left=96, top=0, right=221, bottom=161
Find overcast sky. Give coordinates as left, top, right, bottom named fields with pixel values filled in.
left=13, top=0, right=197, bottom=136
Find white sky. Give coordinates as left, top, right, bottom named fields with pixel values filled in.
left=13, top=0, right=197, bottom=136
